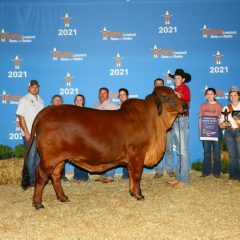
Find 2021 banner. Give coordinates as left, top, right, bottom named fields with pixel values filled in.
left=0, top=0, right=239, bottom=170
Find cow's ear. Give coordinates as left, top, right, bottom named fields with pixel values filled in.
left=154, top=95, right=162, bottom=116
left=145, top=91, right=162, bottom=116
left=156, top=101, right=162, bottom=116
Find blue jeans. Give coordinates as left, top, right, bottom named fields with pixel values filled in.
left=224, top=128, right=240, bottom=179
left=61, top=162, right=67, bottom=178
left=202, top=128, right=222, bottom=176
left=73, top=166, right=89, bottom=181
left=102, top=169, right=115, bottom=179
left=155, top=129, right=174, bottom=173
left=23, top=137, right=40, bottom=186
left=172, top=117, right=190, bottom=184
left=122, top=167, right=128, bottom=179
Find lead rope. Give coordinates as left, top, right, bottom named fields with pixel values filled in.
left=178, top=116, right=182, bottom=174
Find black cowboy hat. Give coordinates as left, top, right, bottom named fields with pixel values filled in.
left=168, top=69, right=191, bottom=83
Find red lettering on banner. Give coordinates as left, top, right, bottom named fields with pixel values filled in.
left=0, top=33, right=22, bottom=39
left=205, top=29, right=224, bottom=35
left=5, top=96, right=22, bottom=101
left=103, top=31, right=123, bottom=37
left=52, top=52, right=74, bottom=57
left=158, top=49, right=174, bottom=55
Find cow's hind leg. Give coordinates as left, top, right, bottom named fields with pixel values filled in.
left=33, top=165, right=51, bottom=210
left=51, top=161, right=69, bottom=203
left=128, top=159, right=144, bottom=200
left=127, top=166, right=134, bottom=196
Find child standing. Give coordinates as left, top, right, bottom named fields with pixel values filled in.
left=167, top=68, right=191, bottom=187
left=199, top=88, right=223, bottom=177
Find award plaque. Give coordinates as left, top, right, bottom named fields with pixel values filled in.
left=220, top=109, right=232, bottom=128
left=232, top=111, right=240, bottom=128
left=232, top=110, right=240, bottom=120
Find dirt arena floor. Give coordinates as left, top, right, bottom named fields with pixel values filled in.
left=0, top=170, right=240, bottom=240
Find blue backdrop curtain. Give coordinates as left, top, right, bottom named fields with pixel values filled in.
left=0, top=0, right=239, bottom=171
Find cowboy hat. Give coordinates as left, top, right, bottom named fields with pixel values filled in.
left=168, top=69, right=191, bottom=83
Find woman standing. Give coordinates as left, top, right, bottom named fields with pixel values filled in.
left=199, top=88, right=223, bottom=178
left=73, top=94, right=89, bottom=182
left=51, top=95, right=69, bottom=181
left=118, top=88, right=129, bottom=179
left=219, top=86, right=240, bottom=180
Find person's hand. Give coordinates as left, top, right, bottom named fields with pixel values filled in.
left=24, top=132, right=31, bottom=142
left=175, top=92, right=182, bottom=99
left=219, top=122, right=224, bottom=129
left=219, top=122, right=232, bottom=129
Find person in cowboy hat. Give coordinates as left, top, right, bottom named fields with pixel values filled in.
left=167, top=69, right=191, bottom=187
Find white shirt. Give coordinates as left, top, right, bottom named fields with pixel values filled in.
left=16, top=93, right=44, bottom=135
left=94, top=99, right=119, bottom=110
left=220, top=102, right=240, bottom=129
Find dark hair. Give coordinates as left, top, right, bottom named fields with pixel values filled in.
left=205, top=88, right=217, bottom=101
left=51, top=94, right=63, bottom=104
left=154, top=78, right=164, bottom=86
left=118, top=88, right=129, bottom=97
left=99, top=87, right=109, bottom=94
left=205, top=87, right=216, bottom=95
left=74, top=94, right=85, bottom=107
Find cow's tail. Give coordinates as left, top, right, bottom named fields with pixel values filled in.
left=21, top=115, right=39, bottom=190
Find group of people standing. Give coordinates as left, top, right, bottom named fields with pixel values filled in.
left=153, top=71, right=240, bottom=186
left=198, top=86, right=240, bottom=181
left=16, top=68, right=240, bottom=189
left=16, top=81, right=130, bottom=186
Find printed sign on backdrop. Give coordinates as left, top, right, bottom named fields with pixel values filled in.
left=199, top=116, right=219, bottom=141
left=0, top=0, right=239, bottom=164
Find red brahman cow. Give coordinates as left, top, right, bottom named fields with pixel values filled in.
left=22, top=86, right=188, bottom=209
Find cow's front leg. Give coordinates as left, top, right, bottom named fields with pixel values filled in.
left=33, top=164, right=51, bottom=210
left=128, top=159, right=144, bottom=200
left=51, top=161, right=69, bottom=203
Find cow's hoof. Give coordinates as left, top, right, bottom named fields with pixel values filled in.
left=33, top=202, right=44, bottom=210
left=57, top=195, right=69, bottom=202
left=129, top=191, right=134, bottom=197
left=136, top=195, right=145, bottom=201
left=129, top=192, right=144, bottom=200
